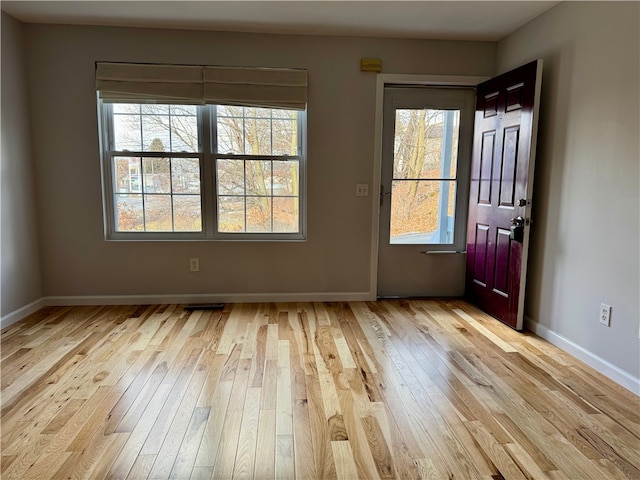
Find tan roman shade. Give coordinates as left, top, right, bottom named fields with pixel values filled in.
left=203, top=66, right=307, bottom=110
left=96, top=62, right=307, bottom=110
left=96, top=63, right=204, bottom=104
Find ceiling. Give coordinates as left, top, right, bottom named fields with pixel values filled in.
left=1, top=1, right=559, bottom=42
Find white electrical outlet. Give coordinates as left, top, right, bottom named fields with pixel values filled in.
left=189, top=258, right=200, bottom=272
left=355, top=184, right=369, bottom=197
left=599, top=303, right=611, bottom=326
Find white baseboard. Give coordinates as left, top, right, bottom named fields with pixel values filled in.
left=525, top=316, right=640, bottom=396
left=0, top=297, right=47, bottom=330
left=44, top=291, right=375, bottom=306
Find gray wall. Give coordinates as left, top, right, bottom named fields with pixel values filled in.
left=22, top=24, right=495, bottom=299
left=497, top=2, right=640, bottom=377
left=1, top=12, right=43, bottom=317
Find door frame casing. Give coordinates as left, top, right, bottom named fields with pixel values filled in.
left=369, top=74, right=490, bottom=298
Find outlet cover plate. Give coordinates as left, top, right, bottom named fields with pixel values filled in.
left=356, top=184, right=369, bottom=197
left=599, top=303, right=611, bottom=326
left=189, top=258, right=200, bottom=272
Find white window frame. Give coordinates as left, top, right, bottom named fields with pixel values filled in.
left=382, top=86, right=475, bottom=250
left=98, top=100, right=307, bottom=241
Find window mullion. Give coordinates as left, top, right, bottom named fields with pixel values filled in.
left=137, top=106, right=147, bottom=232
left=169, top=157, right=175, bottom=231
left=202, top=105, right=215, bottom=238
left=140, top=157, right=147, bottom=231
left=243, top=159, right=247, bottom=233
left=269, top=111, right=274, bottom=232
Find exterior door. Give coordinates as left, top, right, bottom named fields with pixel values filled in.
left=377, top=87, right=475, bottom=297
left=465, top=60, right=543, bottom=330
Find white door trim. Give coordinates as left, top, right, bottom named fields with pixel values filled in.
left=369, top=74, right=491, bottom=298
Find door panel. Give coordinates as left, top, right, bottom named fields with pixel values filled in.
left=493, top=228, right=512, bottom=295
left=500, top=126, right=520, bottom=206
left=479, top=131, right=495, bottom=204
left=473, top=224, right=490, bottom=286
left=466, top=60, right=543, bottom=329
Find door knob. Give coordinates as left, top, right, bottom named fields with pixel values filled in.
left=511, top=216, right=525, bottom=226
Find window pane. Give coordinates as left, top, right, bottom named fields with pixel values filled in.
left=170, top=105, right=197, bottom=116
left=173, top=195, right=201, bottom=231
left=390, top=180, right=456, bottom=244
left=247, top=197, right=271, bottom=232
left=217, top=116, right=244, bottom=154
left=244, top=118, right=271, bottom=155
left=217, top=105, right=244, bottom=117
left=246, top=160, right=272, bottom=196
left=113, top=104, right=201, bottom=153
left=144, top=195, right=172, bottom=231
left=113, top=104, right=140, bottom=114
left=172, top=158, right=200, bottom=194
left=273, top=197, right=299, bottom=233
left=272, top=109, right=297, bottom=120
left=272, top=119, right=297, bottom=155
left=141, top=104, right=170, bottom=115
left=113, top=157, right=142, bottom=193
left=115, top=194, right=143, bottom=231
left=216, top=106, right=299, bottom=156
left=272, top=161, right=299, bottom=196
left=142, top=158, right=170, bottom=193
left=142, top=114, right=171, bottom=152
left=393, top=109, right=460, bottom=180
left=219, top=196, right=245, bottom=232
left=217, top=159, right=244, bottom=195
left=170, top=115, right=198, bottom=152
left=245, top=107, right=272, bottom=118
left=113, top=114, right=142, bottom=151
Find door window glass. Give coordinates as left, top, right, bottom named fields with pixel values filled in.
left=390, top=109, right=460, bottom=244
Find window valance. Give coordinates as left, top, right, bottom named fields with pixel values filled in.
left=95, top=62, right=308, bottom=110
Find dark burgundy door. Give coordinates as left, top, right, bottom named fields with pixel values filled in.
left=466, top=60, right=543, bottom=330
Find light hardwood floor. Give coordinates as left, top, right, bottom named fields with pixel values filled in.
left=1, top=300, right=639, bottom=479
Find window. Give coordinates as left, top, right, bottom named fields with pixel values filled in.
left=100, top=103, right=305, bottom=240
left=96, top=62, right=307, bottom=241
left=215, top=106, right=302, bottom=234
left=108, top=104, right=202, bottom=234
left=380, top=86, right=474, bottom=252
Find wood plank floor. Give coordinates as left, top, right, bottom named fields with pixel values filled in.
left=1, top=300, right=639, bottom=479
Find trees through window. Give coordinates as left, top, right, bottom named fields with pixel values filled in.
left=390, top=108, right=460, bottom=244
